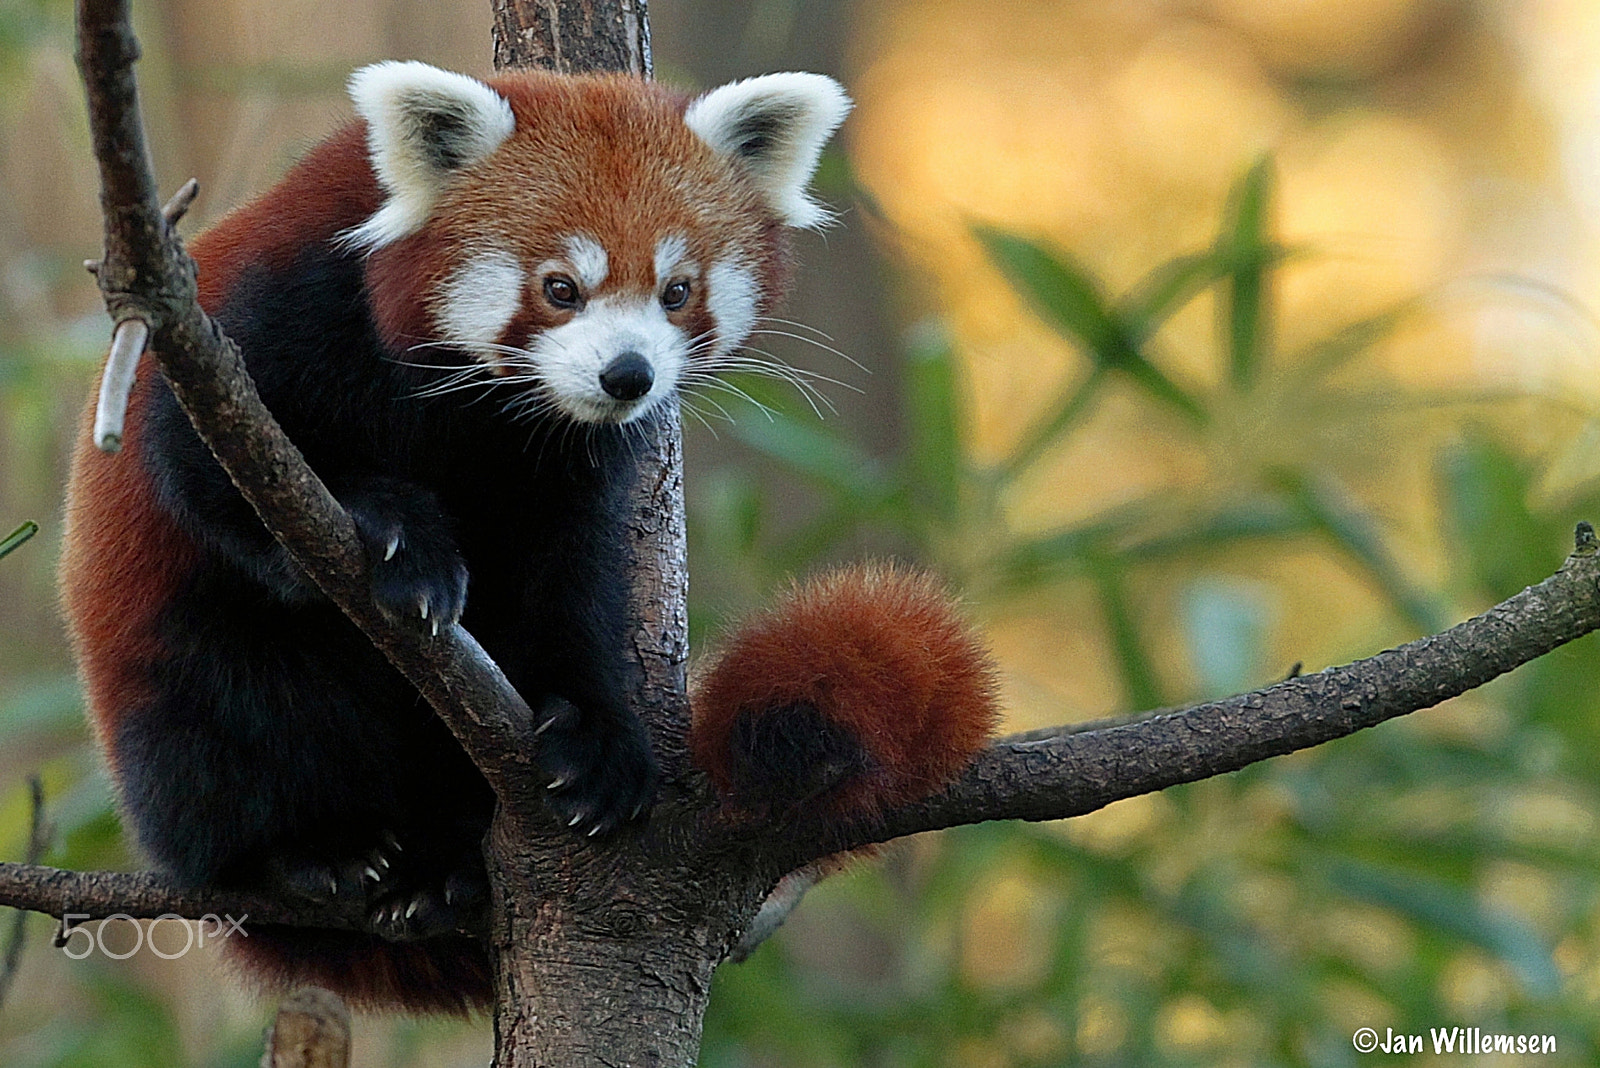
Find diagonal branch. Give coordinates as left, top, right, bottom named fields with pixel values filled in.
left=773, top=529, right=1600, bottom=865
left=73, top=0, right=542, bottom=808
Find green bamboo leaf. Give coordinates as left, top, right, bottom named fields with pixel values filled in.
left=1221, top=156, right=1275, bottom=390
left=1287, top=301, right=1416, bottom=387
left=1279, top=469, right=1449, bottom=634
left=997, top=366, right=1106, bottom=482
left=999, top=500, right=1155, bottom=588
left=1326, top=857, right=1561, bottom=996
left=0, top=520, right=38, bottom=560
left=1122, top=498, right=1311, bottom=561
left=1092, top=554, right=1163, bottom=710
left=974, top=226, right=1207, bottom=425
left=901, top=321, right=964, bottom=524
left=1438, top=432, right=1554, bottom=602
left=697, top=470, right=765, bottom=559
left=974, top=226, right=1123, bottom=355
left=1119, top=250, right=1226, bottom=345
left=732, top=413, right=889, bottom=503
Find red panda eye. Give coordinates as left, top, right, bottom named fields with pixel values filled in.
left=661, top=280, right=691, bottom=311
left=544, top=276, right=580, bottom=309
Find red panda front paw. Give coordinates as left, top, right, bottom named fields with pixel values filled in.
left=534, top=696, right=658, bottom=837
left=348, top=502, right=469, bottom=635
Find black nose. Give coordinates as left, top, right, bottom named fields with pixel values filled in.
left=599, top=351, right=654, bottom=401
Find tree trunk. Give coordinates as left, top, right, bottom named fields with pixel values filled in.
left=483, top=4, right=721, bottom=1065
left=486, top=821, right=735, bottom=1065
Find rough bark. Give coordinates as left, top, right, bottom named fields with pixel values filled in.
left=788, top=530, right=1600, bottom=860
left=492, top=0, right=651, bottom=75
left=0, top=863, right=366, bottom=931
left=5, top=2, right=1598, bottom=1066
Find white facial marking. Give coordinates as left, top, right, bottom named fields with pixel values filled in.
left=706, top=259, right=758, bottom=357
left=565, top=234, right=609, bottom=291
left=435, top=249, right=524, bottom=352
left=654, top=234, right=692, bottom=283
left=527, top=296, right=687, bottom=424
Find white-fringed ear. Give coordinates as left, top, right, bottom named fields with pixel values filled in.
left=685, top=73, right=852, bottom=230
left=343, top=61, right=515, bottom=250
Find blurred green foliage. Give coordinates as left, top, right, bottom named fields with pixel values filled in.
left=697, top=162, right=1600, bottom=1066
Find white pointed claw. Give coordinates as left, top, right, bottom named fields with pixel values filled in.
left=587, top=824, right=603, bottom=837
left=384, top=534, right=400, bottom=561
left=364, top=866, right=382, bottom=883
left=444, top=887, right=455, bottom=906
left=548, top=775, right=567, bottom=791
left=382, top=830, right=403, bottom=852
left=328, top=874, right=339, bottom=895
left=406, top=898, right=419, bottom=919
left=568, top=812, right=584, bottom=827
left=431, top=617, right=439, bottom=637
left=369, top=850, right=390, bottom=871
left=535, top=716, right=557, bottom=736
left=419, top=597, right=430, bottom=620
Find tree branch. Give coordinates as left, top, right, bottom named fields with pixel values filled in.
left=778, top=527, right=1600, bottom=864
left=0, top=863, right=363, bottom=931
left=73, top=0, right=543, bottom=811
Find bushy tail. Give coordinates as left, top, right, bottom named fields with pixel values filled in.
left=691, top=562, right=1000, bottom=818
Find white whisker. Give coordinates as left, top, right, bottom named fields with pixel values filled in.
left=745, top=328, right=867, bottom=373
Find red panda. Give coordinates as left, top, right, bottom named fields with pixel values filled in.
left=58, top=61, right=995, bottom=1014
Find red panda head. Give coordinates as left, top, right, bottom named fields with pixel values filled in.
left=343, top=62, right=851, bottom=426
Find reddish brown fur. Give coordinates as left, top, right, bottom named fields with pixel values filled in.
left=366, top=72, right=791, bottom=355
left=227, top=928, right=491, bottom=1015
left=190, top=127, right=381, bottom=308
left=59, top=364, right=198, bottom=762
left=65, top=70, right=775, bottom=753
left=60, top=130, right=379, bottom=760
left=691, top=563, right=1001, bottom=816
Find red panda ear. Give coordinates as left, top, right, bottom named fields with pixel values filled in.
left=343, top=61, right=515, bottom=250
left=685, top=72, right=852, bottom=230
